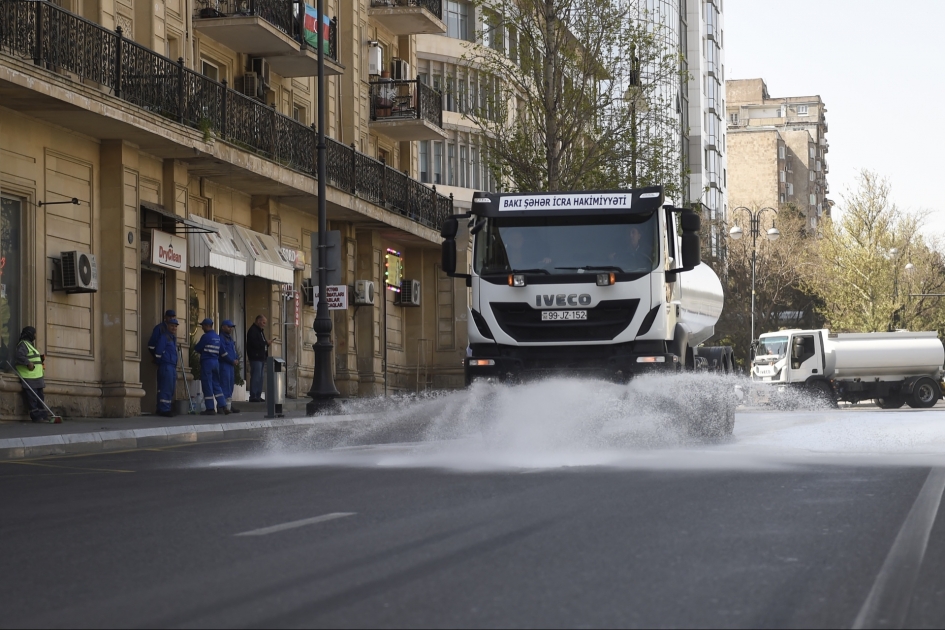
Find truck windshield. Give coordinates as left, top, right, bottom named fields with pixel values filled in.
left=474, top=213, right=659, bottom=275
left=757, top=336, right=789, bottom=358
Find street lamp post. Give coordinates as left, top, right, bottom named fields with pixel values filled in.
left=728, top=206, right=779, bottom=345
left=306, top=0, right=340, bottom=414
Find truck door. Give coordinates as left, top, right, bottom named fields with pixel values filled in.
left=788, top=333, right=823, bottom=383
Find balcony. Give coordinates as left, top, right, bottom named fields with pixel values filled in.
left=0, top=0, right=451, bottom=231
left=369, top=79, right=447, bottom=141
left=369, top=0, right=446, bottom=36
left=193, top=0, right=343, bottom=77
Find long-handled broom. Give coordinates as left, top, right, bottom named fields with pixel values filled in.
left=178, top=347, right=198, bottom=415
left=4, top=360, right=63, bottom=423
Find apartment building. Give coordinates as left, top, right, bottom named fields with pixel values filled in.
left=0, top=0, right=469, bottom=418
left=725, top=78, right=830, bottom=230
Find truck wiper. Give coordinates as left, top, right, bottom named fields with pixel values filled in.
left=555, top=265, right=625, bottom=272
left=481, top=268, right=551, bottom=275
left=509, top=268, right=551, bottom=275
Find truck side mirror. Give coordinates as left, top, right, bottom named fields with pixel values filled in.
left=441, top=238, right=457, bottom=275
left=441, top=216, right=459, bottom=239
left=681, top=232, right=701, bottom=269
left=680, top=211, right=701, bottom=232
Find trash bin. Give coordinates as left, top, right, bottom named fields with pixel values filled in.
left=266, top=357, right=286, bottom=418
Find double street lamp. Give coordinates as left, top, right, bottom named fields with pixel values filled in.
left=728, top=206, right=779, bottom=344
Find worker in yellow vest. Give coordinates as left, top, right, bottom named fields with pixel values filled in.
left=14, top=326, right=49, bottom=423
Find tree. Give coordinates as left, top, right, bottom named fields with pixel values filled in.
left=804, top=170, right=945, bottom=334
left=464, top=0, right=687, bottom=195
left=713, top=206, right=823, bottom=368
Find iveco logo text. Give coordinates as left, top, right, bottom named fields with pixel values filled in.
left=536, top=294, right=592, bottom=307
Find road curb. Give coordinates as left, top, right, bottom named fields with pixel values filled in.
left=0, top=414, right=370, bottom=461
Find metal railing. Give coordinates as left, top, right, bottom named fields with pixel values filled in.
left=369, top=79, right=443, bottom=128
left=0, top=0, right=452, bottom=231
left=370, top=0, right=443, bottom=20
left=193, top=0, right=339, bottom=63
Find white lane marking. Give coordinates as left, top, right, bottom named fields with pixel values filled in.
left=234, top=512, right=356, bottom=537
left=852, top=468, right=945, bottom=629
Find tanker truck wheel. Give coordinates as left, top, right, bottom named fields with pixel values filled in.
left=906, top=378, right=940, bottom=409
left=875, top=396, right=905, bottom=409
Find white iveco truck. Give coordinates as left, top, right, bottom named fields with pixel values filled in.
left=440, top=186, right=735, bottom=436
left=751, top=329, right=945, bottom=409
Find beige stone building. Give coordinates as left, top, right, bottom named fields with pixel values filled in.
left=725, top=78, right=830, bottom=230
left=0, top=0, right=482, bottom=418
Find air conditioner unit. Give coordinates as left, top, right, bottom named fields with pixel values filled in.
left=238, top=72, right=259, bottom=98
left=250, top=57, right=270, bottom=87
left=391, top=58, right=409, bottom=80
left=301, top=278, right=315, bottom=306
left=396, top=279, right=420, bottom=306
left=60, top=251, right=98, bottom=293
left=368, top=46, right=383, bottom=76
left=354, top=280, right=376, bottom=306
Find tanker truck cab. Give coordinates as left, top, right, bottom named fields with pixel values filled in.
left=440, top=186, right=720, bottom=384
left=753, top=329, right=827, bottom=386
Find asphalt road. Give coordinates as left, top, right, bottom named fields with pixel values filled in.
left=2, top=429, right=945, bottom=628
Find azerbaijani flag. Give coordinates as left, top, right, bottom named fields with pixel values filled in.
left=303, top=6, right=331, bottom=55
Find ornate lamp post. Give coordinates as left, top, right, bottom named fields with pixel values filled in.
left=306, top=0, right=340, bottom=414
left=728, top=206, right=779, bottom=344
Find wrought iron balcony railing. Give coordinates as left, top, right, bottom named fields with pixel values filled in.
left=369, top=79, right=443, bottom=128
left=194, top=0, right=339, bottom=63
left=0, top=0, right=452, bottom=231
left=370, top=0, right=443, bottom=20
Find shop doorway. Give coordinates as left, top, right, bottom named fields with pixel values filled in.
left=140, top=268, right=165, bottom=413
left=217, top=275, right=246, bottom=401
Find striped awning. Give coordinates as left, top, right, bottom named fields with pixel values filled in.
left=187, top=215, right=248, bottom=276
left=230, top=225, right=295, bottom=284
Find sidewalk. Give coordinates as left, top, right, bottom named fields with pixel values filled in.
left=0, top=399, right=361, bottom=460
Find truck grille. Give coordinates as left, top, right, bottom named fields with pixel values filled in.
left=490, top=299, right=639, bottom=342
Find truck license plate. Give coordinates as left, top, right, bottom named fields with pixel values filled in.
left=541, top=310, right=587, bottom=321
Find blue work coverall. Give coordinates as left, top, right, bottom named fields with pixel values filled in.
left=194, top=330, right=229, bottom=411
left=219, top=331, right=238, bottom=402
left=147, top=321, right=168, bottom=359
left=153, top=330, right=178, bottom=414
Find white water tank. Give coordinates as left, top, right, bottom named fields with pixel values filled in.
left=677, top=263, right=724, bottom=347
left=823, top=331, right=944, bottom=380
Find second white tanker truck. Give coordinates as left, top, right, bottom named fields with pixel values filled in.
left=440, top=186, right=736, bottom=437
left=751, top=329, right=945, bottom=408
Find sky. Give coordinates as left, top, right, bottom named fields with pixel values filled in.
left=723, top=0, right=945, bottom=236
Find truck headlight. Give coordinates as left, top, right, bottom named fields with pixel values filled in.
left=509, top=274, right=526, bottom=287
left=469, top=359, right=496, bottom=366
left=596, top=272, right=616, bottom=286
left=636, top=356, right=666, bottom=363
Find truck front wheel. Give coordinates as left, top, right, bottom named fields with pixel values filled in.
left=907, top=378, right=940, bottom=409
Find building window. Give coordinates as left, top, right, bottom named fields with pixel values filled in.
left=778, top=145, right=785, bottom=159
left=419, top=142, right=430, bottom=184
left=780, top=171, right=785, bottom=183
left=293, top=104, right=306, bottom=125
left=471, top=146, right=480, bottom=190
left=446, top=1, right=470, bottom=41
left=448, top=143, right=456, bottom=186
left=433, top=142, right=443, bottom=184
left=809, top=145, right=816, bottom=159
left=201, top=59, right=220, bottom=82
left=728, top=112, right=738, bottom=125
left=0, top=195, right=22, bottom=361
left=797, top=104, right=809, bottom=116
left=459, top=145, right=468, bottom=188
left=810, top=170, right=815, bottom=182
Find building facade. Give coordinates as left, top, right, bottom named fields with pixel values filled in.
left=0, top=0, right=470, bottom=419
left=725, top=78, right=830, bottom=230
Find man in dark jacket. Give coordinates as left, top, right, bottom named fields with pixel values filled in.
left=246, top=315, right=270, bottom=402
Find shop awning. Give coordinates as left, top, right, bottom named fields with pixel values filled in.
left=187, top=215, right=249, bottom=276
left=230, top=225, right=295, bottom=284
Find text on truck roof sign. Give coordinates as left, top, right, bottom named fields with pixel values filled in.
left=499, top=194, right=631, bottom=211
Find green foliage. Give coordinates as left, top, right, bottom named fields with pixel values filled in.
left=465, top=0, right=687, bottom=196
left=804, top=170, right=945, bottom=335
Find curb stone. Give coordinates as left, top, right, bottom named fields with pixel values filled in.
left=0, top=414, right=371, bottom=461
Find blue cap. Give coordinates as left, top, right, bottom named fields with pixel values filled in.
left=222, top=319, right=235, bottom=328
left=168, top=318, right=179, bottom=325
left=165, top=309, right=176, bottom=317
left=200, top=318, right=214, bottom=327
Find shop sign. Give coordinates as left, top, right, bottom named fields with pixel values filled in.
left=150, top=230, right=187, bottom=271
left=311, top=284, right=348, bottom=310
left=294, top=290, right=301, bottom=327
left=280, top=247, right=306, bottom=270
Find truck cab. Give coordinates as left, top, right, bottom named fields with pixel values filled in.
left=752, top=329, right=826, bottom=386
left=440, top=187, right=723, bottom=385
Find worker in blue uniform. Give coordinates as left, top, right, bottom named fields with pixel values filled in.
left=193, top=318, right=230, bottom=415
left=219, top=319, right=241, bottom=413
left=152, top=318, right=179, bottom=418
left=147, top=309, right=176, bottom=359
